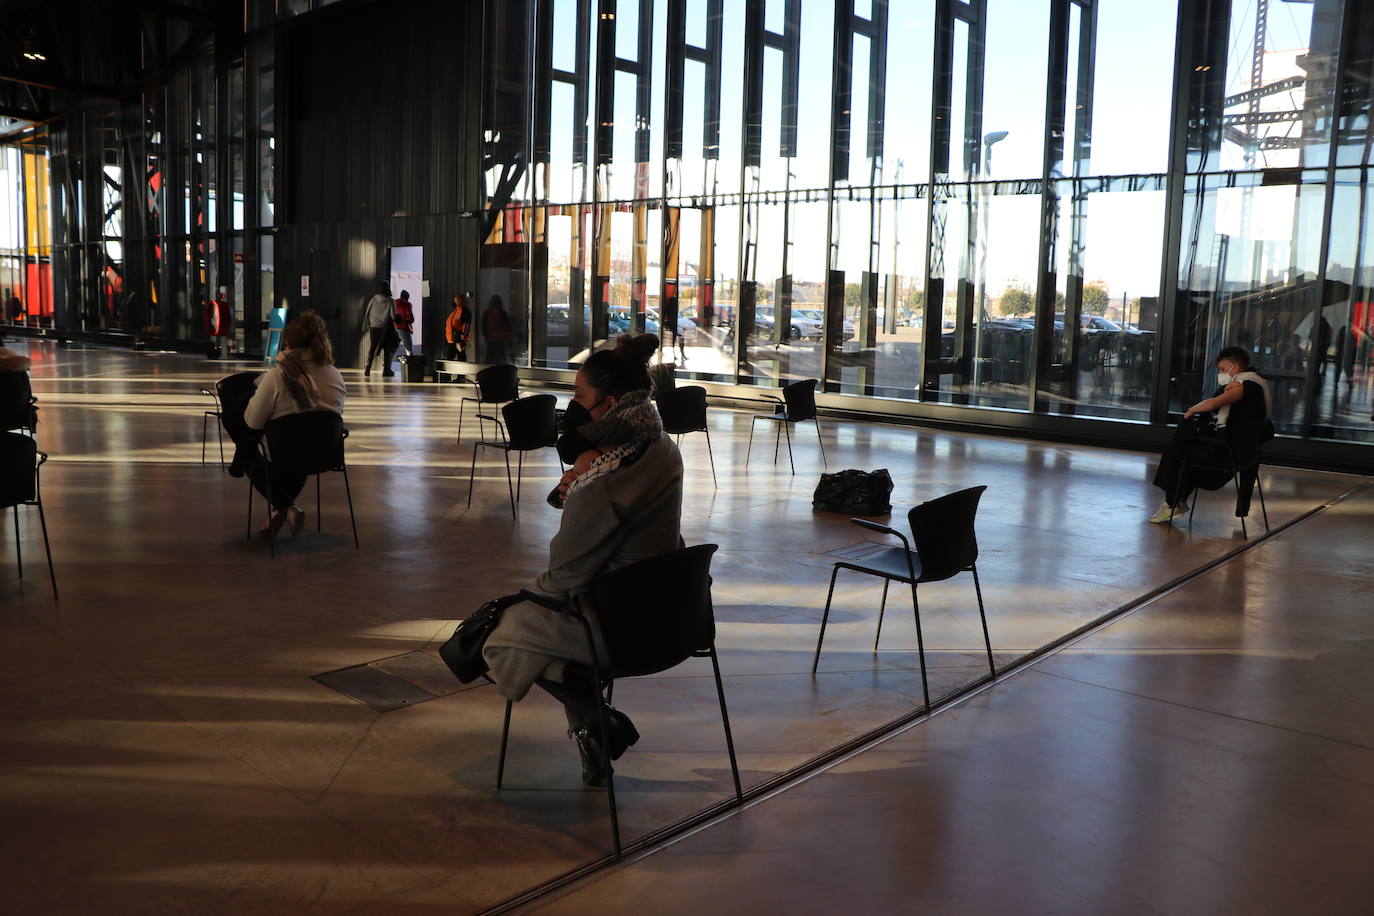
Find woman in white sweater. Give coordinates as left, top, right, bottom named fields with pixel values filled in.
left=244, top=310, right=347, bottom=537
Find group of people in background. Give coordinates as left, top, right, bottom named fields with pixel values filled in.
left=362, top=282, right=514, bottom=377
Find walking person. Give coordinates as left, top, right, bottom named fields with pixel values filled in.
left=393, top=290, right=415, bottom=358
left=445, top=293, right=473, bottom=361
left=363, top=281, right=396, bottom=377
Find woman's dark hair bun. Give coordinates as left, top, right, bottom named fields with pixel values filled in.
left=614, top=332, right=659, bottom=366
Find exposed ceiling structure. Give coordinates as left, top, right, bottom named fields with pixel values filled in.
left=0, top=0, right=233, bottom=140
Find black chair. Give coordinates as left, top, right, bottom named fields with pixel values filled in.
left=200, top=386, right=225, bottom=467
left=245, top=410, right=358, bottom=556
left=0, top=431, right=56, bottom=597
left=656, top=385, right=717, bottom=488
left=467, top=393, right=558, bottom=519
left=496, top=543, right=742, bottom=859
left=1176, top=440, right=1271, bottom=538
left=0, top=370, right=38, bottom=434
left=746, top=378, right=826, bottom=474
left=458, top=364, right=520, bottom=444
left=812, top=485, right=995, bottom=710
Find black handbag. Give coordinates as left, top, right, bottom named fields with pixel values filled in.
left=439, top=594, right=521, bottom=683
left=812, top=468, right=893, bottom=516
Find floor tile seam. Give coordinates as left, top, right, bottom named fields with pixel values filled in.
left=1031, top=667, right=1374, bottom=754
left=514, top=481, right=1372, bottom=902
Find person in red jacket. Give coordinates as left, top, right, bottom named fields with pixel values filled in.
left=393, top=290, right=415, bottom=358
left=445, top=293, right=472, bottom=360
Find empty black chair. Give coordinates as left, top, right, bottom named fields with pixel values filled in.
left=656, top=385, right=716, bottom=488
left=458, top=364, right=520, bottom=444
left=812, top=485, right=995, bottom=710
left=200, top=385, right=225, bottom=467
left=246, top=410, right=358, bottom=556
left=0, top=369, right=38, bottom=434
left=496, top=544, right=742, bottom=859
left=0, top=431, right=56, bottom=597
left=746, top=378, right=827, bottom=474
left=467, top=393, right=558, bottom=519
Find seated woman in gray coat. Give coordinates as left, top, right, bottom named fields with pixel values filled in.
left=483, top=333, right=682, bottom=787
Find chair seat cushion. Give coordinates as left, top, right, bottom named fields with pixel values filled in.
left=838, top=545, right=922, bottom=582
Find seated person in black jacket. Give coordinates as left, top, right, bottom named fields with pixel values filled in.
left=1149, top=346, right=1273, bottom=523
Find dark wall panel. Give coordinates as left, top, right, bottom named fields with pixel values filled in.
left=279, top=0, right=482, bottom=366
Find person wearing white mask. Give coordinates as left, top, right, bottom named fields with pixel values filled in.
left=1148, top=346, right=1272, bottom=524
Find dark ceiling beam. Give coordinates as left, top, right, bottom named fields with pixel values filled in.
left=0, top=67, right=124, bottom=99
left=0, top=104, right=48, bottom=121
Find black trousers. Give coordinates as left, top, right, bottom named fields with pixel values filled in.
left=1152, top=434, right=1233, bottom=507
left=246, top=449, right=307, bottom=511
left=365, top=327, right=394, bottom=372
left=536, top=669, right=601, bottom=729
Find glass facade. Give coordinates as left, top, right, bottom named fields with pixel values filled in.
left=1, top=0, right=1372, bottom=455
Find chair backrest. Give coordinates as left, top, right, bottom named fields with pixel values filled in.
left=264, top=410, right=346, bottom=475
left=0, top=431, right=37, bottom=508
left=657, top=385, right=707, bottom=434
left=582, top=544, right=719, bottom=678
left=908, top=485, right=986, bottom=582
left=501, top=394, right=558, bottom=452
left=0, top=371, right=35, bottom=431
left=475, top=364, right=520, bottom=403
left=782, top=378, right=819, bottom=421
left=215, top=371, right=262, bottom=443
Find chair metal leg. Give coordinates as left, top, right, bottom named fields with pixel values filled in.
left=516, top=451, right=524, bottom=503
left=201, top=413, right=209, bottom=465
left=814, top=418, right=827, bottom=468
left=782, top=420, right=794, bottom=474
left=467, top=442, right=480, bottom=508
left=12, top=504, right=20, bottom=578
left=217, top=423, right=225, bottom=468
left=502, top=448, right=516, bottom=519
left=579, top=616, right=620, bottom=859
left=1257, top=472, right=1270, bottom=531
left=909, top=583, right=931, bottom=711
left=811, top=565, right=843, bottom=674
left=265, top=475, right=276, bottom=558
left=1233, top=472, right=1248, bottom=538
left=457, top=398, right=468, bottom=444
left=873, top=579, right=889, bottom=651
left=341, top=465, right=359, bottom=548
left=496, top=699, right=513, bottom=789
left=709, top=646, right=743, bottom=801
left=746, top=417, right=757, bottom=464
left=703, top=424, right=717, bottom=489
left=772, top=420, right=782, bottom=463
left=316, top=474, right=322, bottom=532
left=972, top=564, right=994, bottom=678
left=36, top=499, right=56, bottom=599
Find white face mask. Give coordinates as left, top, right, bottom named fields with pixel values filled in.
left=1217, top=371, right=1233, bottom=386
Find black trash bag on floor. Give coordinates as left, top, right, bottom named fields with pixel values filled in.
left=812, top=468, right=893, bottom=516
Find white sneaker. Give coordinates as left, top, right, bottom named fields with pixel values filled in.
left=1147, top=500, right=1187, bottom=524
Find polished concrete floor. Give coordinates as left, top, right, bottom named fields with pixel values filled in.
left=0, top=341, right=1366, bottom=914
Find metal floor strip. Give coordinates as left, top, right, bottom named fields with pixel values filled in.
left=481, top=482, right=1370, bottom=914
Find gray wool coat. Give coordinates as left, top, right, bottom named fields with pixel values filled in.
left=483, top=434, right=684, bottom=700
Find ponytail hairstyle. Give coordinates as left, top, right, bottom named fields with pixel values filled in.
left=581, top=333, right=659, bottom=399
